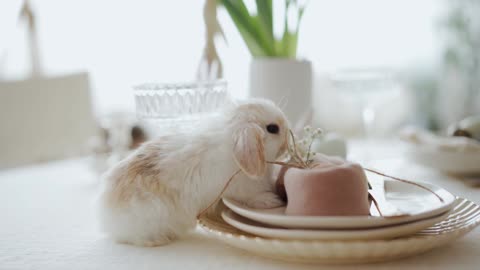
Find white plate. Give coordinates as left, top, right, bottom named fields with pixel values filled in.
left=198, top=198, right=480, bottom=264
left=222, top=209, right=449, bottom=241
left=406, top=145, right=480, bottom=174
left=223, top=178, right=455, bottom=229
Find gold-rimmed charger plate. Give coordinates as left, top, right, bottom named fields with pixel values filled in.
left=198, top=198, right=480, bottom=264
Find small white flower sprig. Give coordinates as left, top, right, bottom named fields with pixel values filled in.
left=285, top=126, right=323, bottom=169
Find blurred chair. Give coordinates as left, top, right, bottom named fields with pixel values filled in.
left=0, top=73, right=96, bottom=169
left=0, top=1, right=96, bottom=169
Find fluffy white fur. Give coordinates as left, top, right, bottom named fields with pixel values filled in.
left=98, top=99, right=289, bottom=246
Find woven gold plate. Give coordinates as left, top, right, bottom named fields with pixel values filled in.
left=198, top=198, right=480, bottom=264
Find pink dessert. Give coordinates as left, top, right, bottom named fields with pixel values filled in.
left=276, top=154, right=370, bottom=216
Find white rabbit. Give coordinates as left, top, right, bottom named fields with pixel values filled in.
left=98, top=98, right=289, bottom=246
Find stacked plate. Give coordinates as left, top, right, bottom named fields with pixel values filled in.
left=221, top=179, right=456, bottom=241
left=406, top=145, right=480, bottom=175
left=198, top=179, right=480, bottom=263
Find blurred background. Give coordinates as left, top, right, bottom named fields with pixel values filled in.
left=1, top=0, right=479, bottom=169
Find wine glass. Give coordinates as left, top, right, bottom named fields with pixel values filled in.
left=330, top=69, right=402, bottom=162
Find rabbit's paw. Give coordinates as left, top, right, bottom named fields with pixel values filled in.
left=246, top=192, right=285, bottom=209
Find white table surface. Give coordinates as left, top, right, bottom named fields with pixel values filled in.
left=1, top=140, right=479, bottom=270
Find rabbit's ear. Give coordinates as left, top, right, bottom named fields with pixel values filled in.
left=233, top=124, right=266, bottom=179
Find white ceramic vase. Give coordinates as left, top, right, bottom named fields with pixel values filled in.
left=249, top=59, right=312, bottom=124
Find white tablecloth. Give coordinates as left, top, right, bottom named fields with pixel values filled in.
left=1, top=140, right=479, bottom=270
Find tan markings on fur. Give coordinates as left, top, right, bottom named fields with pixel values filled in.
left=255, top=127, right=266, bottom=176
left=275, top=117, right=288, bottom=157
left=105, top=138, right=178, bottom=207
left=233, top=124, right=266, bottom=178
left=276, top=117, right=286, bottom=128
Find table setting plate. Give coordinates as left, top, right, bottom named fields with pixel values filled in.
left=221, top=208, right=450, bottom=241
left=222, top=179, right=456, bottom=229
left=406, top=146, right=480, bottom=174
left=198, top=198, right=480, bottom=264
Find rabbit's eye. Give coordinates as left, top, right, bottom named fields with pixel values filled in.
left=266, top=124, right=280, bottom=134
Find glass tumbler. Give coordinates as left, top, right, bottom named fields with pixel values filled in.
left=134, top=80, right=230, bottom=133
